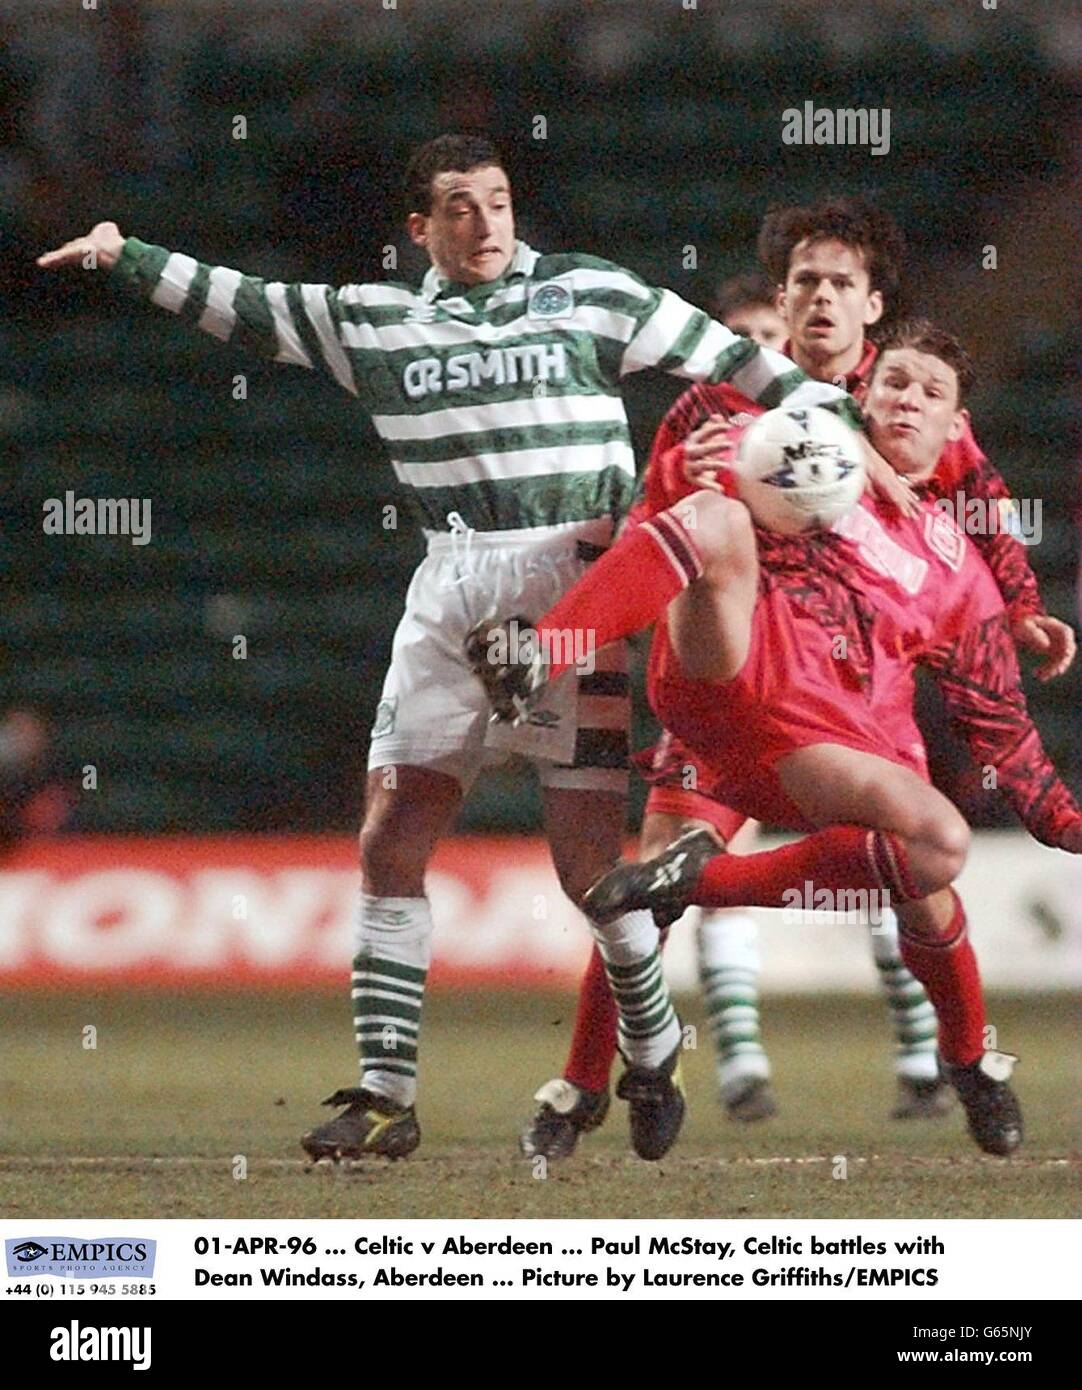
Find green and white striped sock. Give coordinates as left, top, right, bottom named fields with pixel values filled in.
left=697, top=910, right=771, bottom=1099
left=590, top=909, right=681, bottom=1068
left=869, top=907, right=939, bottom=1082
left=352, top=894, right=432, bottom=1107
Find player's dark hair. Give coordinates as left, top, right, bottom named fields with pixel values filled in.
left=757, top=195, right=905, bottom=306
left=873, top=318, right=976, bottom=404
left=712, top=271, right=777, bottom=322
left=404, top=134, right=506, bottom=216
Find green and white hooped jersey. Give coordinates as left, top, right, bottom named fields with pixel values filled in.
left=113, top=237, right=861, bottom=537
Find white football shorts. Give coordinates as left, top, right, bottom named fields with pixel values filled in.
left=367, top=518, right=629, bottom=793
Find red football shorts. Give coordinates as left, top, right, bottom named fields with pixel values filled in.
left=644, top=596, right=929, bottom=831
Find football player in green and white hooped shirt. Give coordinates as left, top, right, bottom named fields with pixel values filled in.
left=39, top=133, right=884, bottom=1162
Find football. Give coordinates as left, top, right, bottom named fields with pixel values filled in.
left=732, top=405, right=865, bottom=535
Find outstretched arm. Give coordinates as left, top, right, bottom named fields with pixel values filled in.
left=37, top=220, right=126, bottom=272
left=631, top=370, right=916, bottom=519
left=619, top=279, right=865, bottom=427
left=921, top=611, right=1082, bottom=851
left=38, top=222, right=362, bottom=397
left=580, top=255, right=861, bottom=429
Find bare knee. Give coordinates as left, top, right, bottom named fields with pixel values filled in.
left=553, top=868, right=593, bottom=910
left=359, top=769, right=459, bottom=896
left=544, top=789, right=624, bottom=907
left=666, top=491, right=755, bottom=577
left=640, top=811, right=686, bottom=860
left=922, top=805, right=970, bottom=880
left=640, top=811, right=720, bottom=861
left=551, top=842, right=614, bottom=908
left=900, top=806, right=969, bottom=897
left=359, top=816, right=428, bottom=896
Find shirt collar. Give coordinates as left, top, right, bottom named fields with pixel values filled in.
left=782, top=337, right=879, bottom=393
left=420, top=240, right=540, bottom=304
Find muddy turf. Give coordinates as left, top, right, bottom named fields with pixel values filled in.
left=2, top=992, right=1078, bottom=1220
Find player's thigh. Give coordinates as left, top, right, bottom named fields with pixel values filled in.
left=367, top=545, right=506, bottom=783
left=777, top=743, right=966, bottom=847
left=666, top=499, right=759, bottom=683
left=541, top=785, right=626, bottom=904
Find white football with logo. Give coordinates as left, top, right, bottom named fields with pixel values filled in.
left=732, top=405, right=865, bottom=535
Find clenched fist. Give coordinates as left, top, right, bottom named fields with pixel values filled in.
left=37, top=221, right=126, bottom=272
left=1028, top=792, right=1082, bottom=854
left=1012, top=613, right=1077, bottom=682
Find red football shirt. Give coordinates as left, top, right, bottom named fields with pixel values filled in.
left=640, top=488, right=1079, bottom=844
left=632, top=339, right=1045, bottom=620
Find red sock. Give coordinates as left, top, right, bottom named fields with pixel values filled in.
left=898, top=892, right=985, bottom=1066
left=564, top=945, right=619, bottom=1093
left=693, top=824, right=921, bottom=908
left=537, top=510, right=704, bottom=678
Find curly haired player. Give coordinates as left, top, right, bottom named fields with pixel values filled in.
left=471, top=322, right=1082, bottom=1160
left=518, top=198, right=1074, bottom=1161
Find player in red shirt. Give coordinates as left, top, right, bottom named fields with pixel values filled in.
left=518, top=199, right=1075, bottom=1160
left=469, top=322, right=1082, bottom=1160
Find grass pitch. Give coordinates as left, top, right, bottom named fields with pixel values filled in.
left=1, top=992, right=1078, bottom=1220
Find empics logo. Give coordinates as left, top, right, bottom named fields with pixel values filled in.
left=11, top=1240, right=49, bottom=1264
left=5, top=1236, right=156, bottom=1279
left=50, top=1322, right=152, bottom=1372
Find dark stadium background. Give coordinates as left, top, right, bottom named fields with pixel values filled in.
left=3, top=0, right=1079, bottom=836
left=2, top=0, right=1080, bottom=1227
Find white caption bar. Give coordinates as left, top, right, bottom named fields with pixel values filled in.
left=2, top=1219, right=1078, bottom=1302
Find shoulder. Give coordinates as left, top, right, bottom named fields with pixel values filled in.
left=335, top=279, right=419, bottom=308
left=662, top=382, right=755, bottom=434
left=533, top=252, right=656, bottom=301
